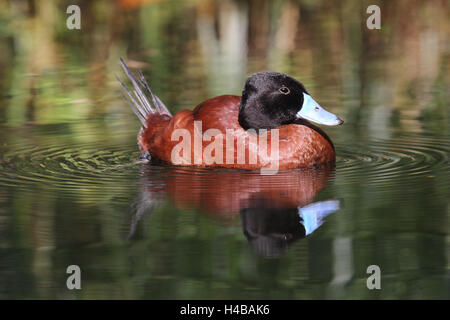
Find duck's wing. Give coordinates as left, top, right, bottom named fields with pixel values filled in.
left=117, top=58, right=171, bottom=127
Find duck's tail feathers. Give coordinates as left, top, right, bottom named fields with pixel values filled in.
left=117, top=58, right=171, bottom=128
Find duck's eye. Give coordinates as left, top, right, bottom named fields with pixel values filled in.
left=279, top=86, right=290, bottom=95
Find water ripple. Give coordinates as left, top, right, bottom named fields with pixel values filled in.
left=0, top=143, right=141, bottom=191
left=336, top=135, right=450, bottom=191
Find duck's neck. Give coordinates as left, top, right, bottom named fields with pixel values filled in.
left=238, top=101, right=283, bottom=130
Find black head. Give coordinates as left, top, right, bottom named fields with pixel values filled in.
left=238, top=72, right=343, bottom=130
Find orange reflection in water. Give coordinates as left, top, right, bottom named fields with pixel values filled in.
left=135, top=165, right=340, bottom=257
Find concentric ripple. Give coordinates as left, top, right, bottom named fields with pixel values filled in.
left=0, top=143, right=141, bottom=192
left=335, top=134, right=450, bottom=193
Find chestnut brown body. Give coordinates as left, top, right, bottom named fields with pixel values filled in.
left=139, top=95, right=335, bottom=169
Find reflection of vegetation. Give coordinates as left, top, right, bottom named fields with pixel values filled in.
left=0, top=0, right=448, bottom=299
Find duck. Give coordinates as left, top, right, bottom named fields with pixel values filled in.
left=117, top=58, right=343, bottom=170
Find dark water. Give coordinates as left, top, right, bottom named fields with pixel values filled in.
left=0, top=0, right=449, bottom=299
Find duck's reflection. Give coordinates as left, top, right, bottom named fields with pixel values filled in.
left=132, top=164, right=340, bottom=258
left=241, top=196, right=340, bottom=258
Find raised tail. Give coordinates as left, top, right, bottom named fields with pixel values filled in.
left=116, top=58, right=171, bottom=127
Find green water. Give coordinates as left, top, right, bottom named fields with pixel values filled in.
left=0, top=0, right=448, bottom=299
